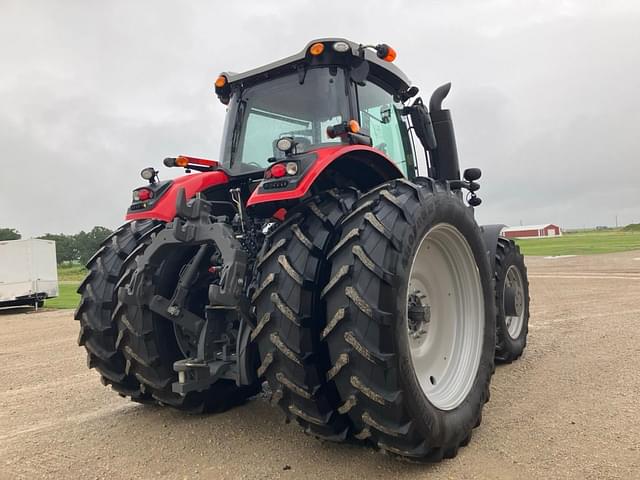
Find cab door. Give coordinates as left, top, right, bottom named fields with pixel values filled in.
left=355, top=80, right=417, bottom=179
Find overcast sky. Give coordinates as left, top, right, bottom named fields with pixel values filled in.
left=1, top=0, right=639, bottom=237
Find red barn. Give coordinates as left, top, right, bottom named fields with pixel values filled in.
left=502, top=224, right=562, bottom=239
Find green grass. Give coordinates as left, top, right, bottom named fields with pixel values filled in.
left=46, top=264, right=85, bottom=309
left=41, top=229, right=639, bottom=307
left=57, top=264, right=87, bottom=282
left=45, top=282, right=80, bottom=309
left=515, top=230, right=640, bottom=256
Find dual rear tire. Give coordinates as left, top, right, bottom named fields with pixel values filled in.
left=76, top=220, right=161, bottom=399
left=321, top=179, right=495, bottom=460
left=251, top=190, right=358, bottom=440
left=77, top=219, right=258, bottom=412
left=254, top=179, right=496, bottom=460
left=114, top=233, right=260, bottom=412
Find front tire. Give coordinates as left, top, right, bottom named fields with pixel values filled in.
left=322, top=179, right=495, bottom=461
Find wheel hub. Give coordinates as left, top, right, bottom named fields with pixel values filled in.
left=503, top=264, right=525, bottom=339
left=407, top=289, right=431, bottom=341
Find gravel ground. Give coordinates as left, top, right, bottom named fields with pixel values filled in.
left=1, top=250, right=639, bottom=479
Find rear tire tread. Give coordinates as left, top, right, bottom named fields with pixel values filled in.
left=75, top=220, right=160, bottom=399
left=323, top=180, right=495, bottom=461
left=252, top=190, right=358, bottom=440
left=115, top=234, right=259, bottom=413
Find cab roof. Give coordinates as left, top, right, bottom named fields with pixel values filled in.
left=220, top=38, right=411, bottom=95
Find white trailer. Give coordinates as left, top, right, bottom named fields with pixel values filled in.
left=0, top=239, right=59, bottom=308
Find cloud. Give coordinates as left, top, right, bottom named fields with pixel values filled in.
left=1, top=0, right=639, bottom=236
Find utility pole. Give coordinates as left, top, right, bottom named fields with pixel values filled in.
left=615, top=215, right=618, bottom=228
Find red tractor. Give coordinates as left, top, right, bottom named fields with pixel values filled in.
left=76, top=38, right=529, bottom=461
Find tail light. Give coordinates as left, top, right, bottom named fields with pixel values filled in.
left=266, top=162, right=298, bottom=179
left=133, top=188, right=153, bottom=202
left=269, top=164, right=287, bottom=178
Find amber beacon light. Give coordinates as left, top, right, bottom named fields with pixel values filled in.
left=309, top=42, right=325, bottom=56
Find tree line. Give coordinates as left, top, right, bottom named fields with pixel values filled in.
left=0, top=226, right=114, bottom=265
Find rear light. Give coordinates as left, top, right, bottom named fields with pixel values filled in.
left=272, top=208, right=287, bottom=221
left=285, top=162, right=298, bottom=175
left=270, top=163, right=287, bottom=178
left=267, top=161, right=299, bottom=179
left=166, top=155, right=219, bottom=169
left=133, top=188, right=153, bottom=202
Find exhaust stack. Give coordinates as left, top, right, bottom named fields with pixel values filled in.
left=429, top=83, right=460, bottom=181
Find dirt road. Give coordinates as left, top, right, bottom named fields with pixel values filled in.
left=2, top=251, right=639, bottom=479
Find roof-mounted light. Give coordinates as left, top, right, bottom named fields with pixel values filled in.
left=375, top=44, right=396, bottom=62
left=332, top=41, right=350, bottom=53
left=215, top=75, right=227, bottom=88
left=358, top=43, right=397, bottom=62
left=309, top=42, right=325, bottom=56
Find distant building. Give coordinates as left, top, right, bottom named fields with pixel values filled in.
left=502, top=224, right=562, bottom=239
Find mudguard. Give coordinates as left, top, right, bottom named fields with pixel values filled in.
left=481, top=223, right=507, bottom=269
left=246, top=145, right=403, bottom=208
left=125, top=171, right=229, bottom=222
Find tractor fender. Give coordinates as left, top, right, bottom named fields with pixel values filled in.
left=246, top=145, right=403, bottom=210
left=480, top=223, right=507, bottom=270
left=125, top=171, right=229, bottom=222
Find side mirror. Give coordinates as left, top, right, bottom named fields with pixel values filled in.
left=463, top=168, right=482, bottom=182
left=407, top=98, right=437, bottom=151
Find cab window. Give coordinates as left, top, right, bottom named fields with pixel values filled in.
left=356, top=82, right=413, bottom=176
left=221, top=68, right=350, bottom=173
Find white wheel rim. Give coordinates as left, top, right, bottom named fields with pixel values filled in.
left=504, top=265, right=525, bottom=339
left=406, top=223, right=484, bottom=411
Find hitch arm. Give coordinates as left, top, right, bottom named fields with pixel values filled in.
left=167, top=244, right=211, bottom=316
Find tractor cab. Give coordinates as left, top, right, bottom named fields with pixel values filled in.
left=129, top=38, right=466, bottom=221
left=214, top=39, right=418, bottom=179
